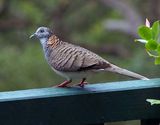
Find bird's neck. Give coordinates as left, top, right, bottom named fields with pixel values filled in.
left=39, top=35, right=62, bottom=51
left=39, top=37, right=48, bottom=45
left=47, top=35, right=62, bottom=48
left=41, top=35, right=62, bottom=61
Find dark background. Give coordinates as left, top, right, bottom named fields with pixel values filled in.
left=0, top=0, right=160, bottom=91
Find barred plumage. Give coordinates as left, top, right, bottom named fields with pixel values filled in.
left=30, top=27, right=149, bottom=87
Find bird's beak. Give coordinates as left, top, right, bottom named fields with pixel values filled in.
left=29, top=33, right=36, bottom=38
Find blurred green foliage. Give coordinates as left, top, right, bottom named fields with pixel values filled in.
left=0, top=0, right=160, bottom=91
left=136, top=20, right=160, bottom=64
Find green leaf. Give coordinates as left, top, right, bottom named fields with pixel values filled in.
left=146, top=99, right=160, bottom=105
left=145, top=40, right=158, bottom=50
left=138, top=26, right=152, bottom=40
left=155, top=57, right=160, bottom=65
left=152, top=21, right=160, bottom=40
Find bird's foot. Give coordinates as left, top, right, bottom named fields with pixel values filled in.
left=77, top=82, right=88, bottom=88
left=76, top=78, right=87, bottom=88
left=57, top=80, right=72, bottom=87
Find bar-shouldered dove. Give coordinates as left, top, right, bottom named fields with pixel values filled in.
left=30, top=27, right=149, bottom=87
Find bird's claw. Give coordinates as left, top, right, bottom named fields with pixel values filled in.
left=76, top=82, right=88, bottom=88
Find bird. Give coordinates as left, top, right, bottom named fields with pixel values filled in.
left=30, top=27, right=149, bottom=87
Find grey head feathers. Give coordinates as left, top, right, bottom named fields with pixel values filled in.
left=30, top=27, right=53, bottom=45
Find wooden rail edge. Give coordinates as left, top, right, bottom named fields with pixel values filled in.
left=0, top=78, right=160, bottom=125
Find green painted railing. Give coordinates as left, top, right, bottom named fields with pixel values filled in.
left=0, top=78, right=160, bottom=125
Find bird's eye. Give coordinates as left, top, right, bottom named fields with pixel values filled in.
left=40, top=29, right=44, bottom=33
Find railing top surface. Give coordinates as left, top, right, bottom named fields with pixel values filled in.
left=0, top=78, right=160, bottom=102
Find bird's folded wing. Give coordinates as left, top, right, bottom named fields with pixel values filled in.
left=51, top=44, right=110, bottom=72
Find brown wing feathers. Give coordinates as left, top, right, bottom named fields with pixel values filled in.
left=46, top=35, right=111, bottom=72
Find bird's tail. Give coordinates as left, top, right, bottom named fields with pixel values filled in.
left=105, top=64, right=149, bottom=80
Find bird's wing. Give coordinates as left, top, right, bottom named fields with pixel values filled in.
left=51, top=43, right=111, bottom=72
left=48, top=42, right=149, bottom=80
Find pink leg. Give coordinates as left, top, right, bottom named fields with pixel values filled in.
left=57, top=80, right=72, bottom=87
left=77, top=78, right=87, bottom=88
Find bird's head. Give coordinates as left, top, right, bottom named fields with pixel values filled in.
left=30, top=27, right=53, bottom=44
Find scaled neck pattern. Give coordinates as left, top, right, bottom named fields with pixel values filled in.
left=47, top=35, right=62, bottom=47
left=39, top=34, right=61, bottom=51
left=41, top=35, right=62, bottom=60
